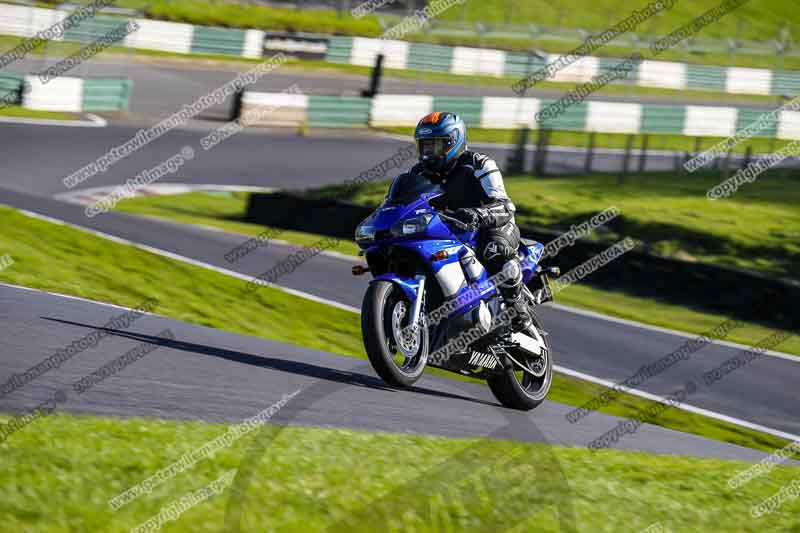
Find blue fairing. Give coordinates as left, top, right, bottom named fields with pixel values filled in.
left=372, top=273, right=420, bottom=304
left=360, top=173, right=545, bottom=325
left=520, top=241, right=545, bottom=284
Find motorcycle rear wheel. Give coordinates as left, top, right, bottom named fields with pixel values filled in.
left=487, top=310, right=552, bottom=411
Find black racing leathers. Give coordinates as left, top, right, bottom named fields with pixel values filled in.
left=414, top=151, right=531, bottom=331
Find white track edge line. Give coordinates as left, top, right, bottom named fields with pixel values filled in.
left=554, top=364, right=800, bottom=443
left=0, top=281, right=161, bottom=317
left=10, top=205, right=800, bottom=443
left=13, top=207, right=359, bottom=314
left=0, top=114, right=107, bottom=127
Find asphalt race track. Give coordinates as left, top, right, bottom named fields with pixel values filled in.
left=0, top=122, right=768, bottom=198
left=0, top=281, right=780, bottom=462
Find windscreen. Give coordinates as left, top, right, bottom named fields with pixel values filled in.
left=385, top=172, right=442, bottom=205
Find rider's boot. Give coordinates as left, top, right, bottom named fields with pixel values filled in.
left=499, top=260, right=532, bottom=332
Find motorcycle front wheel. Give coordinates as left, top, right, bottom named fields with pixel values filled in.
left=361, top=281, right=429, bottom=387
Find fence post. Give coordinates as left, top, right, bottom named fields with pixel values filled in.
left=742, top=145, right=753, bottom=169
left=722, top=150, right=732, bottom=181
left=362, top=54, right=384, bottom=98
left=619, top=134, right=634, bottom=183
left=532, top=128, right=550, bottom=177
left=585, top=132, right=595, bottom=172
left=638, top=134, right=649, bottom=172
left=506, top=127, right=529, bottom=174
left=231, top=89, right=244, bottom=121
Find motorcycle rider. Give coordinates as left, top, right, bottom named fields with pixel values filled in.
left=410, top=111, right=532, bottom=332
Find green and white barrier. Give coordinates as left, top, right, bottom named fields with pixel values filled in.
left=371, top=94, right=433, bottom=126
left=241, top=90, right=800, bottom=141
left=0, top=71, right=24, bottom=99
left=3, top=2, right=796, bottom=96
left=81, top=78, right=133, bottom=111
left=326, top=36, right=800, bottom=97
left=0, top=3, right=66, bottom=40
left=22, top=75, right=131, bottom=112
left=307, top=95, right=371, bottom=127
left=241, top=91, right=308, bottom=127
left=0, top=3, right=264, bottom=59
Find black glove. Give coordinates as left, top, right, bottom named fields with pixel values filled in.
left=447, top=208, right=481, bottom=228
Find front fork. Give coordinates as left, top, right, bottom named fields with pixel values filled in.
left=407, top=275, right=426, bottom=331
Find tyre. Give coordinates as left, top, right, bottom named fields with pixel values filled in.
left=487, top=310, right=553, bottom=410
left=361, top=280, right=429, bottom=387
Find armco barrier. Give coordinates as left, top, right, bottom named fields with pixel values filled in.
left=240, top=91, right=308, bottom=127
left=307, top=96, right=371, bottom=128
left=244, top=191, right=798, bottom=333
left=82, top=78, right=132, bottom=111
left=190, top=26, right=264, bottom=59
left=21, top=75, right=131, bottom=112
left=1, top=2, right=797, bottom=95
left=63, top=14, right=128, bottom=44
left=24, top=76, right=83, bottom=112
left=241, top=91, right=800, bottom=140
left=0, top=71, right=24, bottom=105
left=0, top=3, right=66, bottom=40
left=0, top=3, right=263, bottom=59
left=325, top=36, right=800, bottom=97
left=263, top=31, right=329, bottom=59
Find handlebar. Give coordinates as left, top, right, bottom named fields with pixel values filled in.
left=438, top=212, right=476, bottom=233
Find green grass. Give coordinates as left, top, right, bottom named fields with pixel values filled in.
left=341, top=170, right=800, bottom=280
left=436, top=0, right=795, bottom=41
left=0, top=202, right=794, bottom=452
left=2, top=413, right=798, bottom=532
left=10, top=0, right=800, bottom=70
left=0, top=105, right=78, bottom=120
left=43, top=0, right=800, bottom=70
left=381, top=126, right=795, bottom=154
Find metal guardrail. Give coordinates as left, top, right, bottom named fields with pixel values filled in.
left=240, top=92, right=800, bottom=141
left=326, top=37, right=800, bottom=97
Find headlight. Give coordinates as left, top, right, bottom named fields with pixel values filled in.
left=355, top=221, right=376, bottom=244
left=391, top=214, right=433, bottom=237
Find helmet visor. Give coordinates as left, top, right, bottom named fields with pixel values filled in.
left=418, top=137, right=452, bottom=159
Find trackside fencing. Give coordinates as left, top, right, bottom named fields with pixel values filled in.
left=326, top=36, right=800, bottom=97
left=239, top=91, right=800, bottom=140
left=0, top=3, right=798, bottom=96
left=1, top=72, right=131, bottom=112
left=0, top=3, right=264, bottom=59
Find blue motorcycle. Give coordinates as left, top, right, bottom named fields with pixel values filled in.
left=353, top=172, right=559, bottom=410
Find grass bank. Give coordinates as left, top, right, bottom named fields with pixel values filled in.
left=2, top=413, right=798, bottom=532
left=0, top=105, right=79, bottom=120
